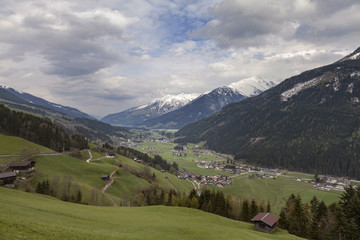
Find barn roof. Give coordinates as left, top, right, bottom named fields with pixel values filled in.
left=0, top=165, right=9, bottom=172
left=0, top=171, right=16, bottom=179
left=251, top=212, right=279, bottom=227
left=7, top=160, right=33, bottom=167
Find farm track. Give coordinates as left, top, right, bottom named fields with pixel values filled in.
left=102, top=167, right=120, bottom=207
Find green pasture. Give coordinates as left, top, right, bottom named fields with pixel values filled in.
left=134, top=142, right=231, bottom=176
left=0, top=187, right=304, bottom=240
left=207, top=174, right=341, bottom=214
left=0, top=133, right=53, bottom=155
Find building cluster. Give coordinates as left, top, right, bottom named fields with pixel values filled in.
left=311, top=176, right=354, bottom=191
left=177, top=171, right=232, bottom=187
left=0, top=160, right=35, bottom=187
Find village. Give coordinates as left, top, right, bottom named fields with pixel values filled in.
left=177, top=171, right=232, bottom=187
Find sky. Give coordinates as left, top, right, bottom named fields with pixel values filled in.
left=0, top=0, right=360, bottom=117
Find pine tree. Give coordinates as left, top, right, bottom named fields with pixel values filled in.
left=241, top=199, right=250, bottom=222
left=266, top=200, right=271, bottom=213
left=249, top=199, right=258, bottom=219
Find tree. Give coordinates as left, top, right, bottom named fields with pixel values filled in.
left=249, top=199, right=258, bottom=219
left=241, top=199, right=250, bottom=221
left=266, top=200, right=271, bottom=213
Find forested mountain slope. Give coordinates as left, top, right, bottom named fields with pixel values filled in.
left=176, top=47, right=360, bottom=179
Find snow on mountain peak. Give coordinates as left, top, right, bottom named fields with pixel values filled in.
left=151, top=93, right=200, bottom=108
left=0, top=84, right=10, bottom=89
left=228, top=76, right=276, bottom=97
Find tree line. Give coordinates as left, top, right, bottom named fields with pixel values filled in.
left=128, top=186, right=270, bottom=223
left=279, top=185, right=360, bottom=240
left=0, top=104, right=88, bottom=151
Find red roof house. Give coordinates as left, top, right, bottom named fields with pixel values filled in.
left=251, top=212, right=279, bottom=233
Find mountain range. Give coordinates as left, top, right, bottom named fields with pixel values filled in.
left=101, top=93, right=200, bottom=127
left=0, top=85, right=127, bottom=142
left=176, top=47, right=360, bottom=179
left=102, top=76, right=276, bottom=128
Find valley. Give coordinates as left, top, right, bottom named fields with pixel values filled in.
left=125, top=137, right=343, bottom=214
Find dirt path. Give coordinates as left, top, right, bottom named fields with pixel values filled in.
left=85, top=150, right=92, bottom=163
left=187, top=179, right=200, bottom=190
left=102, top=167, right=119, bottom=207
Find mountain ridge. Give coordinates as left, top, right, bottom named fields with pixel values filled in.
left=102, top=76, right=276, bottom=128
left=176, top=47, right=360, bottom=179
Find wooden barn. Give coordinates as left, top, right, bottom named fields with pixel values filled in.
left=251, top=212, right=279, bottom=234
left=101, top=175, right=110, bottom=180
left=7, top=160, right=35, bottom=171
left=0, top=172, right=17, bottom=185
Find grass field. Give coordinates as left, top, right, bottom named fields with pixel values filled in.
left=134, top=142, right=232, bottom=176
left=0, top=187, right=304, bottom=240
left=0, top=133, right=53, bottom=155
left=33, top=151, right=193, bottom=205
left=206, top=174, right=341, bottom=214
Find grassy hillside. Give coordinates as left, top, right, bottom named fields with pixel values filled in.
left=206, top=174, right=341, bottom=214
left=33, top=152, right=193, bottom=205
left=0, top=133, right=53, bottom=155
left=0, top=187, right=304, bottom=240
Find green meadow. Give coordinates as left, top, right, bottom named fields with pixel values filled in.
left=0, top=133, right=53, bottom=155
left=134, top=141, right=232, bottom=176
left=206, top=174, right=341, bottom=214
left=0, top=187, right=304, bottom=240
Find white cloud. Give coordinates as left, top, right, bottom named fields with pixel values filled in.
left=0, top=0, right=359, bottom=117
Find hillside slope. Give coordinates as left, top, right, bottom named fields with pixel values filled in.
left=0, top=188, right=303, bottom=240
left=176, top=47, right=360, bottom=179
left=0, top=87, right=128, bottom=142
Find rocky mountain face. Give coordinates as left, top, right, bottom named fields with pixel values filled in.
left=176, top=47, right=360, bottom=179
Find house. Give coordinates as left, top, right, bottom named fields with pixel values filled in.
left=107, top=152, right=116, bottom=157
left=101, top=175, right=110, bottom=180
left=7, top=161, right=35, bottom=171
left=251, top=212, right=279, bottom=234
left=0, top=172, right=17, bottom=185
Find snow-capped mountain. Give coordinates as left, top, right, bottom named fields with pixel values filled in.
left=143, top=76, right=277, bottom=129
left=101, top=93, right=200, bottom=126
left=102, top=76, right=276, bottom=128
left=228, top=76, right=276, bottom=97
left=142, top=86, right=247, bottom=129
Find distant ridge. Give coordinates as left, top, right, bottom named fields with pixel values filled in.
left=0, top=85, right=128, bottom=142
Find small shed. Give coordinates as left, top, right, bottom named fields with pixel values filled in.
left=0, top=172, right=17, bottom=185
left=107, top=152, right=116, bottom=157
left=101, top=175, right=110, bottom=180
left=251, top=212, right=279, bottom=234
left=7, top=160, right=35, bottom=171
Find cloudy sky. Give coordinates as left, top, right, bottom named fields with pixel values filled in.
left=0, top=0, right=359, bottom=117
